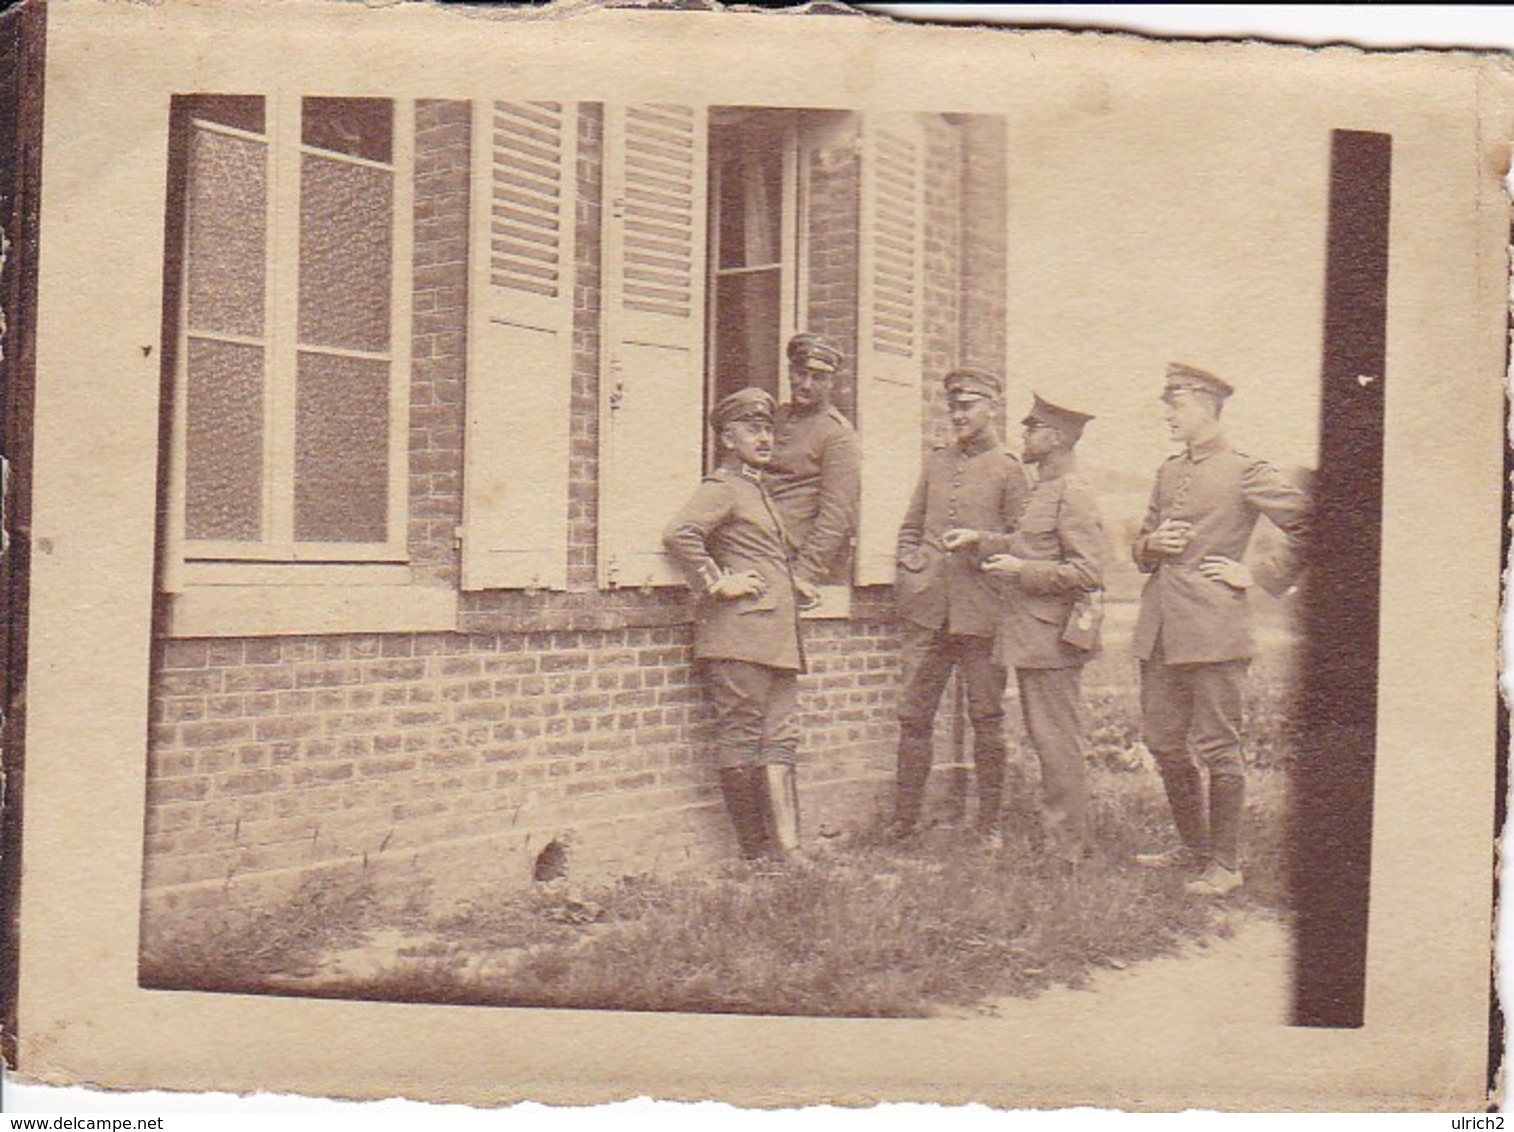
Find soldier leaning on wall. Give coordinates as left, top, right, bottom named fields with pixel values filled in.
left=663, top=388, right=821, bottom=862
left=765, top=332, right=861, bottom=586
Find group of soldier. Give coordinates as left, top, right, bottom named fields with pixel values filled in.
left=662, top=333, right=1310, bottom=899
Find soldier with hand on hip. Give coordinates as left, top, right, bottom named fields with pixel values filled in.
left=1131, top=363, right=1311, bottom=897
left=663, top=388, right=819, bottom=862
left=972, top=394, right=1105, bottom=876
left=765, top=333, right=862, bottom=587
left=893, top=368, right=1030, bottom=844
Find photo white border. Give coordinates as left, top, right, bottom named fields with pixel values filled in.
left=7, top=1, right=1509, bottom=1118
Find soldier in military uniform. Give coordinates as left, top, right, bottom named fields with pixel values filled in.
left=893, top=368, right=1030, bottom=841
left=766, top=333, right=862, bottom=585
left=968, top=395, right=1105, bottom=874
left=663, top=388, right=819, bottom=861
left=1132, top=363, right=1311, bottom=896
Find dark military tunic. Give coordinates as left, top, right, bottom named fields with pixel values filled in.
left=981, top=463, right=1105, bottom=670
left=980, top=456, right=1105, bottom=862
left=766, top=402, right=861, bottom=585
left=1132, top=435, right=1310, bottom=664
left=895, top=434, right=1030, bottom=637
left=662, top=464, right=803, bottom=672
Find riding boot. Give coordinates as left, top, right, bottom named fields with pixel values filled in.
left=758, top=763, right=802, bottom=856
left=1156, top=756, right=1211, bottom=859
left=1207, top=773, right=1246, bottom=873
left=718, top=766, right=769, bottom=860
left=894, top=724, right=934, bottom=834
left=974, top=740, right=1006, bottom=833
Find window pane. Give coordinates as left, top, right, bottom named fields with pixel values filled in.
left=185, top=338, right=264, bottom=541
left=185, top=126, right=267, bottom=338
left=187, top=94, right=265, bottom=134
left=298, top=153, right=393, bottom=352
left=302, top=97, right=393, bottom=163
left=716, top=144, right=782, bottom=270
left=294, top=351, right=389, bottom=544
left=713, top=269, right=781, bottom=404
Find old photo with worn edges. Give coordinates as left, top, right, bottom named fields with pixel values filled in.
left=0, top=0, right=1507, bottom=1113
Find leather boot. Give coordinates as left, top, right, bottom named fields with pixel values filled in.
left=1207, top=772, right=1246, bottom=873
left=1156, top=757, right=1210, bottom=859
left=759, top=763, right=802, bottom=856
left=894, top=725, right=934, bottom=835
left=974, top=741, right=1006, bottom=834
left=718, top=767, right=769, bottom=860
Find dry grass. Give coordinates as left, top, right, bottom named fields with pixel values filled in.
left=138, top=763, right=1287, bottom=1017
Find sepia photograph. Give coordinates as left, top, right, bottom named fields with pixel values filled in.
left=0, top=0, right=1507, bottom=1116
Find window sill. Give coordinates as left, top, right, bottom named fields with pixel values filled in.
left=800, top=585, right=853, bottom=621
left=163, top=583, right=459, bottom=638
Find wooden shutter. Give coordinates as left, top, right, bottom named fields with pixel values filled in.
left=462, top=100, right=578, bottom=590
left=854, top=114, right=926, bottom=586
left=598, top=103, right=708, bottom=588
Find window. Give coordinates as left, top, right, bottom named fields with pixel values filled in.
left=707, top=108, right=798, bottom=411
left=167, top=94, right=413, bottom=579
left=597, top=104, right=928, bottom=591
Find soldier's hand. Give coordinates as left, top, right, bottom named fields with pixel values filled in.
left=1146, top=519, right=1194, bottom=556
left=941, top=528, right=980, bottom=551
left=794, top=579, right=822, bottom=610
left=1199, top=555, right=1253, bottom=590
left=981, top=553, right=1024, bottom=578
left=708, top=570, right=767, bottom=600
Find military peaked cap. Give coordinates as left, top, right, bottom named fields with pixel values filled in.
left=786, top=333, right=844, bottom=374
left=943, top=367, right=1003, bottom=400
left=710, top=386, right=776, bottom=430
left=1163, top=362, right=1235, bottom=402
left=1023, top=393, right=1094, bottom=440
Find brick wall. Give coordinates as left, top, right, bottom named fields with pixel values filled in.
left=801, top=110, right=861, bottom=422
left=143, top=611, right=910, bottom=898
left=408, top=100, right=470, bottom=587
left=567, top=104, right=604, bottom=591
left=141, top=103, right=1009, bottom=913
left=921, top=115, right=965, bottom=449
left=960, top=115, right=1008, bottom=383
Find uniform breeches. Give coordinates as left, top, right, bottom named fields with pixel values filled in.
left=897, top=625, right=1008, bottom=755
left=895, top=625, right=1008, bottom=828
left=1016, top=666, right=1090, bottom=862
left=1139, top=654, right=1248, bottom=777
left=702, top=659, right=799, bottom=770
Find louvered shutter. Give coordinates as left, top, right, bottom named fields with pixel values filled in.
left=462, top=100, right=578, bottom=590
left=855, top=114, right=926, bottom=586
left=598, top=103, right=708, bottom=588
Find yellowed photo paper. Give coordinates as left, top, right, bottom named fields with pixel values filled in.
left=1, top=0, right=1507, bottom=1114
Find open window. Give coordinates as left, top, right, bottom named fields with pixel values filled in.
left=706, top=108, right=800, bottom=416
left=596, top=104, right=933, bottom=593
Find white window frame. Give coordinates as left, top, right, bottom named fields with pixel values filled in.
left=164, top=94, right=415, bottom=590
left=704, top=107, right=801, bottom=445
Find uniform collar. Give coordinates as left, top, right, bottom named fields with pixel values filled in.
left=783, top=398, right=829, bottom=419
left=1036, top=448, right=1077, bottom=481
left=716, top=460, right=766, bottom=483
left=957, top=430, right=1000, bottom=458
left=1185, top=432, right=1230, bottom=463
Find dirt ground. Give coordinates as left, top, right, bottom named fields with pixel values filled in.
left=277, top=903, right=1291, bottom=1024
left=974, top=909, right=1290, bottom=1025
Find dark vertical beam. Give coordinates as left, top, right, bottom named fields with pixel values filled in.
left=1291, top=128, right=1392, bottom=1028
left=1491, top=284, right=1511, bottom=1094
left=0, top=0, right=47, bottom=1069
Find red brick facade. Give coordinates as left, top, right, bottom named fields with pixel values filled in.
left=142, top=104, right=1008, bottom=911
